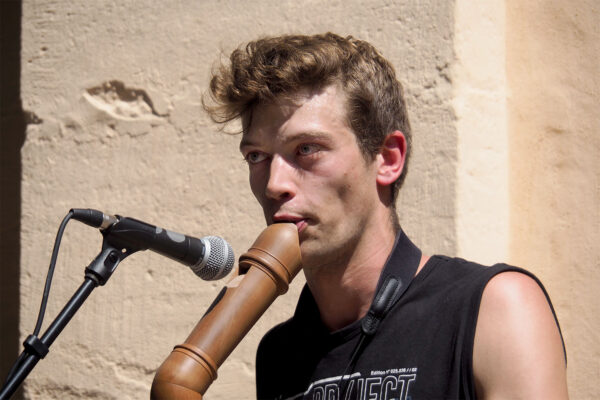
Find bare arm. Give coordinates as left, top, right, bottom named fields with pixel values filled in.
left=473, top=271, right=568, bottom=400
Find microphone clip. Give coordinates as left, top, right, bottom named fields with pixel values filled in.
left=84, top=238, right=138, bottom=286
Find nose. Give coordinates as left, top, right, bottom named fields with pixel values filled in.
left=265, top=155, right=296, bottom=201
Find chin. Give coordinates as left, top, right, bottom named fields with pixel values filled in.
left=299, top=241, right=338, bottom=270
left=298, top=241, right=319, bottom=265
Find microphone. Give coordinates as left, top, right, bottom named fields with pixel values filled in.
left=70, top=208, right=234, bottom=281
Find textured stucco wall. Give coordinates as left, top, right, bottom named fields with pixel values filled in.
left=506, top=1, right=600, bottom=398
left=12, top=0, right=598, bottom=399
left=454, top=0, right=509, bottom=265
left=454, top=1, right=600, bottom=398
left=16, top=1, right=456, bottom=399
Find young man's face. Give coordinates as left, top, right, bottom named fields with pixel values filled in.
left=239, top=85, right=384, bottom=269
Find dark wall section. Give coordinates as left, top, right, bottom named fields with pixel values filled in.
left=0, top=1, right=25, bottom=398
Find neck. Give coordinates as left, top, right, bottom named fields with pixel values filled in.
left=303, top=220, right=398, bottom=332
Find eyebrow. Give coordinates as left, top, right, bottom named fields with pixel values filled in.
left=239, top=136, right=257, bottom=151
left=239, top=131, right=334, bottom=151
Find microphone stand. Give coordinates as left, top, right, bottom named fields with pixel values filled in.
left=0, top=239, right=136, bottom=400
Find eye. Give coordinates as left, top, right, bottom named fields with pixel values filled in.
left=297, top=144, right=320, bottom=156
left=245, top=151, right=268, bottom=164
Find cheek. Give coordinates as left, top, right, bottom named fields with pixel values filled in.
left=310, top=173, right=355, bottom=211
left=334, top=168, right=377, bottom=207
left=249, top=170, right=266, bottom=203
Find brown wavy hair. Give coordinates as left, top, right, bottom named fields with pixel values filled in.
left=204, top=32, right=412, bottom=199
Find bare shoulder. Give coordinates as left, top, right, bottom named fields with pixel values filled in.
left=473, top=271, right=568, bottom=400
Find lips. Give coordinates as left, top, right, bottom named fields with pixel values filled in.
left=271, top=214, right=309, bottom=233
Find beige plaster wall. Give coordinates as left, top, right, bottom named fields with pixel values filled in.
left=454, top=0, right=509, bottom=265
left=14, top=0, right=598, bottom=398
left=506, top=1, right=600, bottom=398
left=453, top=1, right=600, bottom=398
left=17, top=1, right=456, bottom=399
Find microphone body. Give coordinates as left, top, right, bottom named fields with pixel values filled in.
left=103, top=216, right=205, bottom=267
left=150, top=223, right=302, bottom=399
left=71, top=208, right=234, bottom=280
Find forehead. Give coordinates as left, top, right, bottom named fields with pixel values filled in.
left=241, top=85, right=351, bottom=146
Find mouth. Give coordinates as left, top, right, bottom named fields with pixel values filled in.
left=271, top=214, right=309, bottom=233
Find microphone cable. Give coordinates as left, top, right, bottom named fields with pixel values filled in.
left=2, top=210, right=74, bottom=387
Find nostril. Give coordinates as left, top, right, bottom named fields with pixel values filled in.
left=266, top=189, right=292, bottom=201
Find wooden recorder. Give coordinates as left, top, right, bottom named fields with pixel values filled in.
left=151, top=223, right=302, bottom=399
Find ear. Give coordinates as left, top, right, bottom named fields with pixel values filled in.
left=376, top=130, right=407, bottom=187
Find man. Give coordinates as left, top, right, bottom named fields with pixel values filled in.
left=204, top=33, right=568, bottom=399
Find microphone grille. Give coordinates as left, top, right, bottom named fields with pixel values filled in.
left=192, top=236, right=235, bottom=280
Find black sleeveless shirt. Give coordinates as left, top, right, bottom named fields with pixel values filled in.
left=256, top=233, right=562, bottom=400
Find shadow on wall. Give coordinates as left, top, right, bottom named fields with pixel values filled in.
left=0, top=1, right=25, bottom=399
